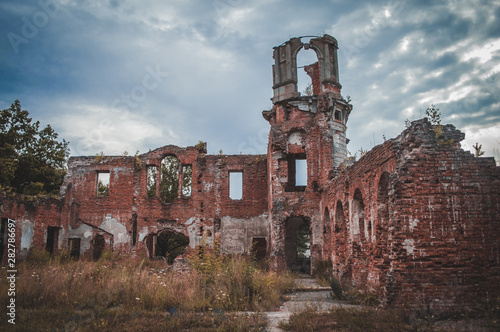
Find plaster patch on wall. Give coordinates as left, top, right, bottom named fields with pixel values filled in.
left=288, top=132, right=303, bottom=146
left=409, top=217, right=419, bottom=231
left=138, top=227, right=149, bottom=242
left=203, top=181, right=213, bottom=192
left=185, top=217, right=196, bottom=226
left=100, top=217, right=128, bottom=245
left=187, top=219, right=204, bottom=249
left=221, top=214, right=268, bottom=254
left=20, top=220, right=34, bottom=250
left=403, top=239, right=415, bottom=255
left=112, top=167, right=130, bottom=181
left=69, top=224, right=93, bottom=253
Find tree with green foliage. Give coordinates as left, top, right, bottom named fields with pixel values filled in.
left=0, top=100, right=69, bottom=195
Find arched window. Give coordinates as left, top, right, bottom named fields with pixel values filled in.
left=352, top=189, right=365, bottom=242
left=160, top=155, right=180, bottom=203
left=323, top=207, right=330, bottom=257
left=296, top=47, right=318, bottom=96
left=377, top=172, right=390, bottom=215
left=323, top=207, right=330, bottom=234
left=335, top=200, right=344, bottom=234
left=377, top=172, right=390, bottom=235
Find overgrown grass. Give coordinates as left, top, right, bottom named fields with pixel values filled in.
left=279, top=306, right=414, bottom=332
left=280, top=305, right=500, bottom=332
left=0, top=245, right=294, bottom=331
left=185, top=238, right=294, bottom=311
left=313, top=259, right=379, bottom=305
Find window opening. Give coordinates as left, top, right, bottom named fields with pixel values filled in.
left=296, top=47, right=317, bottom=96
left=147, top=166, right=157, bottom=198
left=335, top=200, right=344, bottom=233
left=182, top=165, right=192, bottom=197
left=377, top=172, right=390, bottom=224
left=229, top=171, right=243, bottom=200
left=324, top=207, right=330, bottom=234
left=97, top=172, right=110, bottom=197
left=160, top=155, right=179, bottom=203
left=335, top=110, right=342, bottom=121
left=295, top=159, right=307, bottom=187
left=353, top=189, right=365, bottom=242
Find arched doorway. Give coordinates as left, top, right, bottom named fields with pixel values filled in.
left=352, top=189, right=365, bottom=242
left=154, top=231, right=189, bottom=264
left=285, top=217, right=311, bottom=274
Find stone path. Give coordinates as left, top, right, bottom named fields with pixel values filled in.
left=265, top=276, right=357, bottom=331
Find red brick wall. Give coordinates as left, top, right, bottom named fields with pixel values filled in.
left=63, top=145, right=268, bottom=256
left=323, top=119, right=500, bottom=312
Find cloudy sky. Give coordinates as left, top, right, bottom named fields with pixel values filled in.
left=1, top=0, right=499, bottom=161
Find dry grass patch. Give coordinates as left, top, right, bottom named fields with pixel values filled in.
left=0, top=247, right=293, bottom=331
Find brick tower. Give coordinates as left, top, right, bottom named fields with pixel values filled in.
left=263, top=34, right=352, bottom=272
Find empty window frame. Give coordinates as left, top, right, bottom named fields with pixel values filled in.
left=352, top=189, right=365, bottom=242
left=295, top=159, right=307, bottom=187
left=160, top=155, right=180, bottom=203
left=96, top=171, right=110, bottom=197
left=229, top=171, right=243, bottom=200
left=146, top=166, right=157, bottom=198
left=335, top=110, right=342, bottom=121
left=182, top=165, right=192, bottom=197
left=285, top=155, right=308, bottom=192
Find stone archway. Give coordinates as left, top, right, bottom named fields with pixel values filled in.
left=285, top=216, right=311, bottom=274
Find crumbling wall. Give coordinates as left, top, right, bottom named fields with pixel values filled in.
left=1, top=34, right=499, bottom=315
left=265, top=102, right=337, bottom=272
left=61, top=144, right=268, bottom=260
left=324, top=118, right=500, bottom=313
left=265, top=35, right=352, bottom=273
left=0, top=195, right=66, bottom=261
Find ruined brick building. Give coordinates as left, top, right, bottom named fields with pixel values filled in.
left=1, top=35, right=499, bottom=312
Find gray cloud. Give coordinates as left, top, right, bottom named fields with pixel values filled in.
left=1, top=0, right=499, bottom=161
